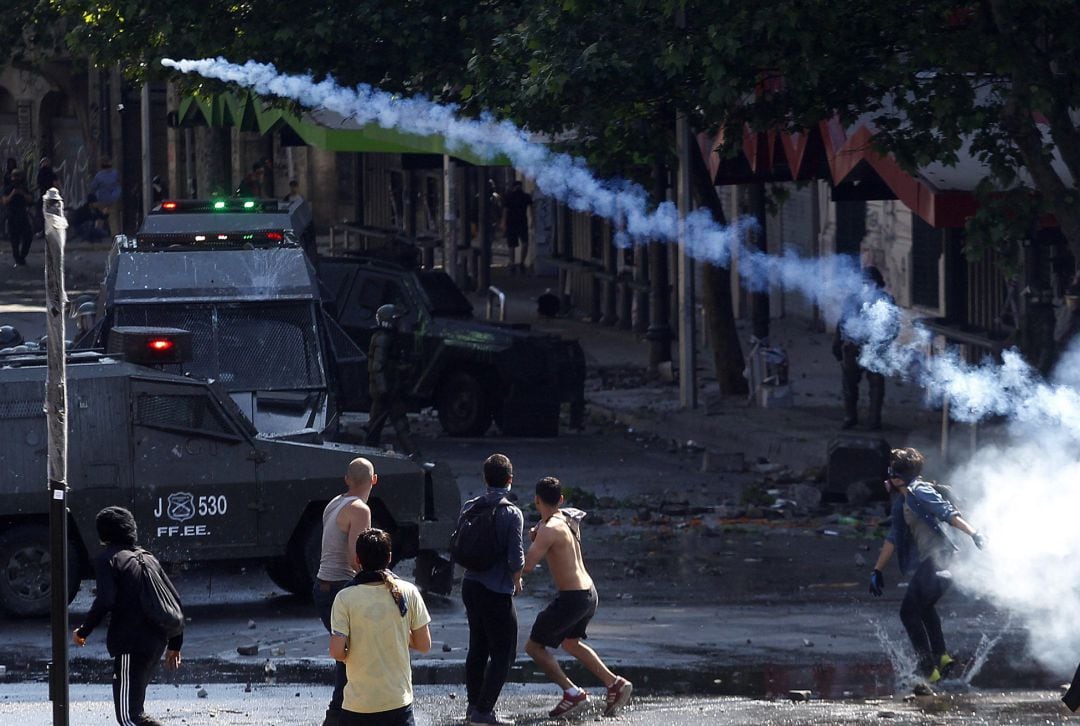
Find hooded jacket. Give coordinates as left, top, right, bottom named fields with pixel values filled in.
left=75, top=507, right=183, bottom=655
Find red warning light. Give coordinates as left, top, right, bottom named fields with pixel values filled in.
left=162, top=201, right=178, bottom=210
left=266, top=232, right=284, bottom=241
left=148, top=338, right=175, bottom=352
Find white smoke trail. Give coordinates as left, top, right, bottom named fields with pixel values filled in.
left=164, top=56, right=1080, bottom=674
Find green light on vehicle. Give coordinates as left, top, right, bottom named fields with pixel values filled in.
left=243, top=234, right=253, bottom=240
left=243, top=200, right=255, bottom=209
left=213, top=200, right=226, bottom=210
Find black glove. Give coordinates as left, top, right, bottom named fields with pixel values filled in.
left=869, top=569, right=884, bottom=597
left=972, top=532, right=987, bottom=550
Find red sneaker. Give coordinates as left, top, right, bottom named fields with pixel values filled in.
left=548, top=689, right=590, bottom=719
left=604, top=677, right=633, bottom=717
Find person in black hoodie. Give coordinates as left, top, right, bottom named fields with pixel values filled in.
left=73, top=506, right=183, bottom=726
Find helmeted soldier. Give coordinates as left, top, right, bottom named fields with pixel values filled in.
left=366, top=304, right=420, bottom=456
left=832, top=266, right=898, bottom=430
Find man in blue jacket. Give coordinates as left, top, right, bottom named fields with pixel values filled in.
left=459, top=453, right=524, bottom=725
left=73, top=506, right=183, bottom=726
left=869, top=447, right=986, bottom=684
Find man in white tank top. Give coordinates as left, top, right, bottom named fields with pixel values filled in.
left=313, top=458, right=377, bottom=726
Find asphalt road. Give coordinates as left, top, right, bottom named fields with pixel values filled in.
left=0, top=683, right=1073, bottom=725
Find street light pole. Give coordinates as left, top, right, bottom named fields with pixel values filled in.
left=42, top=187, right=70, bottom=726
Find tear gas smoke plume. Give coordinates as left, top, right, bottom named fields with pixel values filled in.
left=165, top=57, right=1080, bottom=674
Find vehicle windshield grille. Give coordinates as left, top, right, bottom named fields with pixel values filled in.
left=115, top=303, right=324, bottom=390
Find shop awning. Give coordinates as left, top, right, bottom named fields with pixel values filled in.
left=177, top=93, right=510, bottom=166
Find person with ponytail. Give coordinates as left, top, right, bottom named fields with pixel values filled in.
left=329, top=528, right=431, bottom=725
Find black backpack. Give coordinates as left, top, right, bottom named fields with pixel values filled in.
left=449, top=497, right=511, bottom=571
left=130, top=548, right=184, bottom=639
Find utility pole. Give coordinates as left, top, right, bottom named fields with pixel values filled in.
left=749, top=182, right=770, bottom=344
left=443, top=155, right=459, bottom=286
left=676, top=114, right=698, bottom=409
left=141, top=82, right=152, bottom=219
left=42, top=187, right=70, bottom=726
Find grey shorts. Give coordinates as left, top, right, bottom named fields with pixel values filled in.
left=529, top=586, right=598, bottom=648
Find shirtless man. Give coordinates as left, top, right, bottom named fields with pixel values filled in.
left=313, top=457, right=377, bottom=726
left=523, top=477, right=633, bottom=719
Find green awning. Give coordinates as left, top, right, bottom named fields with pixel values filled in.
left=177, top=93, right=510, bottom=166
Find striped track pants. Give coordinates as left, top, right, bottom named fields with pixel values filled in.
left=111, top=648, right=164, bottom=726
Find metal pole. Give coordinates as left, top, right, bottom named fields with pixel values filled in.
left=141, top=82, right=152, bottom=218
left=676, top=113, right=697, bottom=409
left=43, top=187, right=70, bottom=726
left=443, top=155, right=459, bottom=285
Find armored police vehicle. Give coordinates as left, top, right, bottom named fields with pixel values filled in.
left=76, top=199, right=365, bottom=438
left=319, top=255, right=586, bottom=437
left=0, top=331, right=458, bottom=617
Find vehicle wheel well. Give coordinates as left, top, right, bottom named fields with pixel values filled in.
left=0, top=514, right=90, bottom=579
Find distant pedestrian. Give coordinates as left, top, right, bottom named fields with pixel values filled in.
left=832, top=265, right=898, bottom=430
left=236, top=163, right=264, bottom=197
left=330, top=528, right=431, bottom=726
left=501, top=180, right=531, bottom=275
left=2, top=157, right=15, bottom=187
left=68, top=193, right=109, bottom=243
left=366, top=304, right=420, bottom=457
left=314, top=457, right=378, bottom=726
left=73, top=506, right=183, bottom=726
left=523, top=476, right=633, bottom=718
left=459, top=453, right=524, bottom=725
left=283, top=179, right=305, bottom=205
left=2, top=168, right=34, bottom=266
left=869, top=447, right=987, bottom=687
left=89, top=157, right=122, bottom=235
left=37, top=156, right=59, bottom=195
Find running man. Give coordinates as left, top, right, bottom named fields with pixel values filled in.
left=522, top=477, right=632, bottom=719
left=869, top=447, right=987, bottom=686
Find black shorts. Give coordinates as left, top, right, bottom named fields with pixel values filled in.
left=506, top=227, right=528, bottom=247
left=530, top=586, right=598, bottom=648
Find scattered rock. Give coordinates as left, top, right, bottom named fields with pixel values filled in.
left=911, top=682, right=934, bottom=697
left=247, top=619, right=257, bottom=630
left=244, top=683, right=252, bottom=693
left=197, top=688, right=208, bottom=699
left=786, top=483, right=822, bottom=512
left=788, top=690, right=812, bottom=702
left=236, top=645, right=259, bottom=657
left=442, top=643, right=452, bottom=652
left=877, top=710, right=897, bottom=718
left=854, top=553, right=867, bottom=567
left=802, top=639, right=814, bottom=648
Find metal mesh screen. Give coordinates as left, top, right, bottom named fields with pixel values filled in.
left=116, top=303, right=323, bottom=390
left=135, top=393, right=231, bottom=435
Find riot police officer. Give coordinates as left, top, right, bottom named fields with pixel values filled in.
left=832, top=266, right=897, bottom=430
left=366, top=304, right=420, bottom=456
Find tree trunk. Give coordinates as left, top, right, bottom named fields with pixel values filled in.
left=688, top=140, right=747, bottom=395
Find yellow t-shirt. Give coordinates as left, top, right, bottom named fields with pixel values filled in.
left=330, top=578, right=431, bottom=714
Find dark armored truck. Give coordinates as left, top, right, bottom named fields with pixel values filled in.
left=318, top=255, right=586, bottom=437
left=0, top=340, right=458, bottom=617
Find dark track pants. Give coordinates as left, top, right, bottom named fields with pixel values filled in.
left=899, top=558, right=951, bottom=675
left=112, top=648, right=165, bottom=726
left=314, top=578, right=351, bottom=715
left=462, top=578, right=517, bottom=714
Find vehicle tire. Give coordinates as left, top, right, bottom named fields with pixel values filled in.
left=0, top=524, right=81, bottom=618
left=436, top=371, right=492, bottom=437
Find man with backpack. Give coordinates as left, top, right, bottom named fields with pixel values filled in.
left=869, top=447, right=986, bottom=688
left=454, top=453, right=524, bottom=725
left=73, top=506, right=183, bottom=726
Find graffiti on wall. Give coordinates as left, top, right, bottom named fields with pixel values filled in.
left=0, top=130, right=89, bottom=204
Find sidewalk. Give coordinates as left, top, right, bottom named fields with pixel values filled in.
left=472, top=264, right=960, bottom=476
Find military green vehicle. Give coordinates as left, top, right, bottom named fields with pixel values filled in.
left=0, top=333, right=458, bottom=617
left=319, top=255, right=586, bottom=437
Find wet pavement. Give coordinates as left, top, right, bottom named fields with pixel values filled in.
left=0, top=683, right=1075, bottom=725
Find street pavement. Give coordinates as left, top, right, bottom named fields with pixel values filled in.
left=0, top=683, right=1075, bottom=725
left=0, top=235, right=1062, bottom=704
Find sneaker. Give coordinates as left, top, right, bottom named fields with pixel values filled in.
left=927, top=667, right=943, bottom=684
left=549, top=690, right=590, bottom=719
left=604, top=677, right=633, bottom=717
left=937, top=653, right=956, bottom=679
left=912, top=681, right=935, bottom=696
left=469, top=711, right=514, bottom=725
